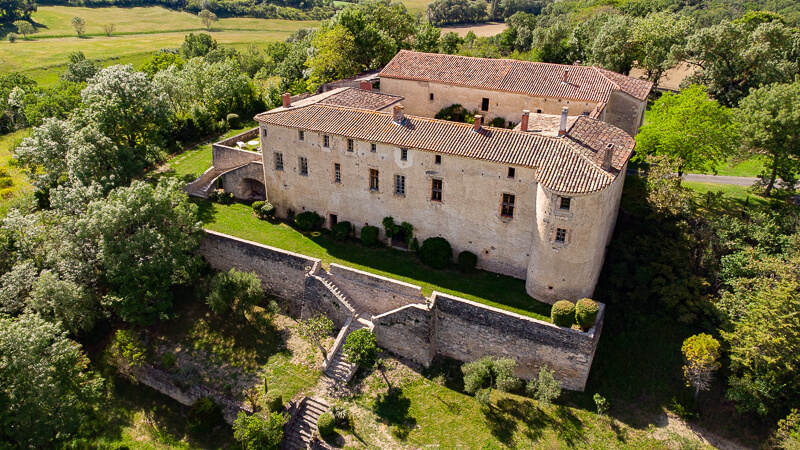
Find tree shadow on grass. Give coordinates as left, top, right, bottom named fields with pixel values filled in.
left=551, top=405, right=587, bottom=448
left=193, top=199, right=217, bottom=224
left=372, top=388, right=417, bottom=439
left=484, top=397, right=548, bottom=445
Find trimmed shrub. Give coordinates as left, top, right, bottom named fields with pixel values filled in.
left=252, top=201, right=275, bottom=219
left=161, top=352, right=176, bottom=370
left=187, top=397, right=223, bottom=433
left=317, top=412, right=335, bottom=436
left=551, top=300, right=576, bottom=327
left=332, top=221, right=352, bottom=241
left=226, top=113, right=240, bottom=128
left=420, top=237, right=453, bottom=269
left=409, top=237, right=420, bottom=253
left=457, top=251, right=478, bottom=272
left=264, top=391, right=282, bottom=413
left=209, top=188, right=233, bottom=204
left=360, top=225, right=379, bottom=246
left=294, top=211, right=324, bottom=231
left=575, top=298, right=600, bottom=330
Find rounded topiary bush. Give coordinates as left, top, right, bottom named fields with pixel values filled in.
left=253, top=201, right=275, bottom=219
left=332, top=221, right=352, bottom=241
left=457, top=251, right=478, bottom=272
left=551, top=300, right=576, bottom=327
left=226, top=113, right=240, bottom=128
left=420, top=237, right=453, bottom=269
left=575, top=298, right=599, bottom=330
left=317, top=412, right=335, bottom=437
left=187, top=397, right=223, bottom=433
left=360, top=225, right=379, bottom=246
left=264, top=391, right=283, bottom=413
left=295, top=211, right=324, bottom=231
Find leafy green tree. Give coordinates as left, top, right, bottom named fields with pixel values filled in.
left=0, top=0, right=35, bottom=23
left=296, top=314, right=334, bottom=358
left=101, top=22, right=115, bottom=36
left=440, top=31, right=463, bottom=54
left=71, top=16, right=86, bottom=37
left=206, top=268, right=265, bottom=319
left=181, top=32, right=218, bottom=59
left=140, top=52, right=185, bottom=78
left=306, top=25, right=359, bottom=91
left=198, top=9, right=217, bottom=30
left=737, top=80, right=800, bottom=197
left=60, top=51, right=98, bottom=83
left=106, top=328, right=147, bottom=379
left=414, top=23, right=441, bottom=53
left=0, top=314, right=102, bottom=448
left=643, top=155, right=693, bottom=218
left=14, top=117, right=74, bottom=191
left=343, top=328, right=379, bottom=368
left=634, top=85, right=739, bottom=177
left=631, top=12, right=692, bottom=87
left=593, top=393, right=609, bottom=415
left=28, top=270, right=99, bottom=334
left=233, top=411, right=287, bottom=450
left=463, top=356, right=522, bottom=406
left=13, top=19, right=32, bottom=38
left=22, top=81, right=83, bottom=127
left=681, top=333, right=721, bottom=398
left=526, top=365, right=561, bottom=405
left=77, top=179, right=202, bottom=325
left=590, top=15, right=636, bottom=75
left=531, top=22, right=573, bottom=64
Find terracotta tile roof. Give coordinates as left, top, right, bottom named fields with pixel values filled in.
left=255, top=104, right=634, bottom=195
left=513, top=113, right=579, bottom=136
left=318, top=87, right=403, bottom=111
left=379, top=50, right=653, bottom=102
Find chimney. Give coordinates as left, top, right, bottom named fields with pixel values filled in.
left=563, top=69, right=569, bottom=83
left=602, top=143, right=615, bottom=170
left=393, top=104, right=405, bottom=123
left=573, top=60, right=581, bottom=66
left=360, top=80, right=372, bottom=91
left=521, top=110, right=530, bottom=132
left=281, top=93, right=291, bottom=108
left=558, top=107, right=569, bottom=136
left=474, top=114, right=483, bottom=132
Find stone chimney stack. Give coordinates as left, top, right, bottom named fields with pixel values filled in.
left=558, top=107, right=569, bottom=136
left=563, top=69, right=569, bottom=83
left=360, top=80, right=372, bottom=91
left=474, top=114, right=483, bottom=132
left=521, top=110, right=530, bottom=132
left=602, top=143, right=615, bottom=170
left=393, top=105, right=405, bottom=123
left=281, top=93, right=291, bottom=108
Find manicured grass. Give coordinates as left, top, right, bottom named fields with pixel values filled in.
left=0, top=129, right=33, bottom=216
left=683, top=181, right=772, bottom=209
left=710, top=156, right=766, bottom=177
left=198, top=201, right=552, bottom=321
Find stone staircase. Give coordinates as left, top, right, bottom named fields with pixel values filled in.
left=317, top=273, right=356, bottom=313
left=324, top=318, right=372, bottom=383
left=185, top=163, right=250, bottom=199
left=282, top=397, right=331, bottom=450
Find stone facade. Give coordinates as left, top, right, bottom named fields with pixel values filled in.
left=328, top=263, right=426, bottom=317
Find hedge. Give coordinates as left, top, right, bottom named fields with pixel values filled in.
left=294, top=211, right=324, bottom=231
left=420, top=237, right=453, bottom=269
left=332, top=221, right=352, bottom=241
left=360, top=225, right=379, bottom=246
left=551, top=301, right=576, bottom=327
left=575, top=298, right=599, bottom=330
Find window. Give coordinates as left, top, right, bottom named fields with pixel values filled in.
left=395, top=175, right=405, bottom=195
left=536, top=109, right=542, bottom=114
left=334, top=163, right=341, bottom=183
left=555, top=228, right=567, bottom=243
left=401, top=148, right=408, bottom=161
left=371, top=143, right=377, bottom=153
left=274, top=152, right=284, bottom=171
left=298, top=130, right=305, bottom=141
left=501, top=193, right=515, bottom=218
left=299, top=156, right=308, bottom=176
left=560, top=197, right=571, bottom=211
left=261, top=127, right=267, bottom=138
left=347, top=139, right=354, bottom=152
left=323, top=135, right=330, bottom=148
left=507, top=167, right=515, bottom=178
left=431, top=179, right=442, bottom=201
left=429, top=93, right=434, bottom=101
left=435, top=155, right=441, bottom=165
left=369, top=169, right=379, bottom=190
left=481, top=98, right=489, bottom=111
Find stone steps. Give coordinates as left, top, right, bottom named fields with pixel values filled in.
left=324, top=319, right=370, bottom=383
left=282, top=397, right=330, bottom=450
left=318, top=275, right=356, bottom=312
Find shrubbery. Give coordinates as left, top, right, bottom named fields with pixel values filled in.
left=575, top=298, right=599, bottom=330
left=187, top=397, right=223, bottom=433
left=226, top=113, right=240, bottom=128
left=209, top=188, right=234, bottom=204
left=332, top=221, right=352, bottom=241
left=252, top=201, right=275, bottom=219
left=264, top=391, right=283, bottom=413
left=294, top=211, right=324, bottom=231
left=360, top=225, right=379, bottom=246
left=551, top=300, right=576, bottom=327
left=458, top=251, right=478, bottom=272
left=317, top=412, right=335, bottom=436
left=206, top=268, right=266, bottom=319
left=420, top=237, right=453, bottom=269
left=161, top=352, right=176, bottom=370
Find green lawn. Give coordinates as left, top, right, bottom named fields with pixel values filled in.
left=0, top=129, right=33, bottom=216
left=710, top=156, right=766, bottom=177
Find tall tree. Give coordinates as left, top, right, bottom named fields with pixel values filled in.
left=737, top=80, right=800, bottom=196
left=198, top=9, right=217, bottom=31
left=13, top=19, right=33, bottom=38
left=306, top=25, right=359, bottom=91
left=296, top=314, right=333, bottom=358
left=634, top=85, right=739, bottom=178
left=681, top=333, right=721, bottom=398
left=590, top=15, right=637, bottom=75
left=631, top=12, right=692, bottom=87
left=0, top=0, right=35, bottom=23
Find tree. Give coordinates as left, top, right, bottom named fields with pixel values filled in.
left=140, top=52, right=185, bottom=78
left=630, top=12, right=691, bottom=87
left=60, top=51, right=98, bottom=83
left=233, top=411, right=287, bottom=450
left=181, top=33, right=218, bottom=59
left=681, top=333, right=721, bottom=399
left=13, top=19, right=32, bottom=38
left=296, top=314, right=333, bottom=358
left=440, top=31, right=463, bottom=54
left=198, top=9, right=217, bottom=31
left=590, top=15, right=636, bottom=75
left=462, top=356, right=522, bottom=406
left=343, top=328, right=379, bottom=368
left=0, top=314, right=103, bottom=448
left=101, top=22, right=115, bottom=36
left=526, top=365, right=562, bottom=405
left=71, top=16, right=86, bottom=37
left=28, top=270, right=99, bottom=334
left=643, top=155, right=693, bottom=218
left=737, top=80, right=800, bottom=197
left=414, top=23, right=441, bottom=53
left=206, top=268, right=265, bottom=319
left=0, top=0, right=35, bottom=23
left=634, top=85, right=739, bottom=177
left=306, top=25, right=360, bottom=91
left=106, top=328, right=147, bottom=379
left=76, top=179, right=202, bottom=325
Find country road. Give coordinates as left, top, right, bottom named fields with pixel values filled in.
left=682, top=174, right=759, bottom=186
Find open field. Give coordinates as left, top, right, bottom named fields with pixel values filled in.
left=0, top=129, right=33, bottom=216
left=441, top=22, right=507, bottom=37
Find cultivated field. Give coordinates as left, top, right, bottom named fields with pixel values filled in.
left=441, top=21, right=507, bottom=37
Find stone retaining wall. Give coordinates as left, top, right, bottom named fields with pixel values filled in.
left=328, top=263, right=425, bottom=317
left=212, top=128, right=262, bottom=172
left=373, top=304, right=436, bottom=366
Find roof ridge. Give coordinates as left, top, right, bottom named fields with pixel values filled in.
left=590, top=66, right=623, bottom=92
